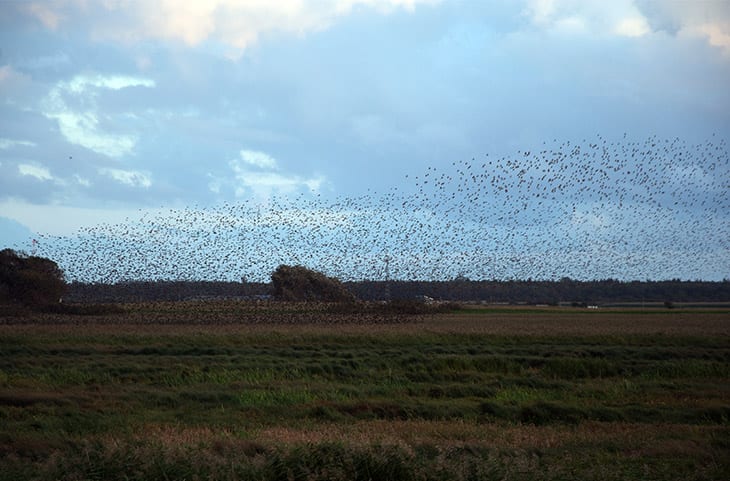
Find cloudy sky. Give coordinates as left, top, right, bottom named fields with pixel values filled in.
left=0, top=0, right=729, bottom=280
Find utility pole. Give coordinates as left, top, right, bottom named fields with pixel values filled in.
left=384, top=254, right=391, bottom=302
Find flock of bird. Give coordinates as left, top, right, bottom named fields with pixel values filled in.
left=32, top=135, right=729, bottom=284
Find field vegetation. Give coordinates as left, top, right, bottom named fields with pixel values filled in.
left=0, top=303, right=728, bottom=480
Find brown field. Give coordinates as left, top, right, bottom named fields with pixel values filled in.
left=1, top=303, right=728, bottom=480
left=2, top=302, right=729, bottom=336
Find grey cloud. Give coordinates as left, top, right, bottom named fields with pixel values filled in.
left=0, top=0, right=728, bottom=215
left=634, top=0, right=682, bottom=35
left=635, top=0, right=730, bottom=54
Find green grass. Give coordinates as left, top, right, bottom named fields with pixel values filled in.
left=1, top=306, right=729, bottom=480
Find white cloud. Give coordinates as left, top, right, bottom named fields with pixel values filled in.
left=99, top=167, right=152, bottom=188
left=230, top=170, right=325, bottom=198
left=41, top=74, right=155, bottom=158
left=18, top=163, right=53, bottom=181
left=49, top=110, right=137, bottom=158
left=0, top=138, right=36, bottom=150
left=614, top=16, right=650, bottom=37
left=65, top=74, right=155, bottom=93
left=524, top=0, right=559, bottom=27
left=304, top=176, right=325, bottom=191
left=207, top=174, right=223, bottom=194
left=522, top=0, right=730, bottom=54
left=239, top=149, right=279, bottom=169
left=222, top=149, right=325, bottom=199
left=74, top=174, right=91, bottom=187
left=22, top=0, right=439, bottom=58
left=239, top=171, right=300, bottom=189
left=554, top=15, right=587, bottom=34
left=523, top=0, right=650, bottom=37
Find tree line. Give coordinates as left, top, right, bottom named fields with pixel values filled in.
left=2, top=250, right=727, bottom=307
left=346, top=278, right=730, bottom=305
left=64, top=277, right=729, bottom=305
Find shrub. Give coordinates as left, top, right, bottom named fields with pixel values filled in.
left=271, top=265, right=356, bottom=302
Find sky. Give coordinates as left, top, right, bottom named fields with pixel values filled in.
left=0, top=0, right=729, bottom=282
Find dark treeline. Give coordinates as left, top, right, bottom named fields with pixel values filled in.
left=347, top=279, right=730, bottom=305
left=65, top=278, right=730, bottom=305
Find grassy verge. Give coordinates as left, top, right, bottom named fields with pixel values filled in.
left=0, top=304, right=728, bottom=480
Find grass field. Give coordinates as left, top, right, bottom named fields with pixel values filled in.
left=1, top=303, right=729, bottom=480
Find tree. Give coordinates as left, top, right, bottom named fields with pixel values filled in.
left=0, top=249, right=66, bottom=307
left=270, top=265, right=356, bottom=302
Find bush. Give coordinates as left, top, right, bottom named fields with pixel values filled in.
left=271, top=265, right=356, bottom=302
left=0, top=249, right=66, bottom=308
